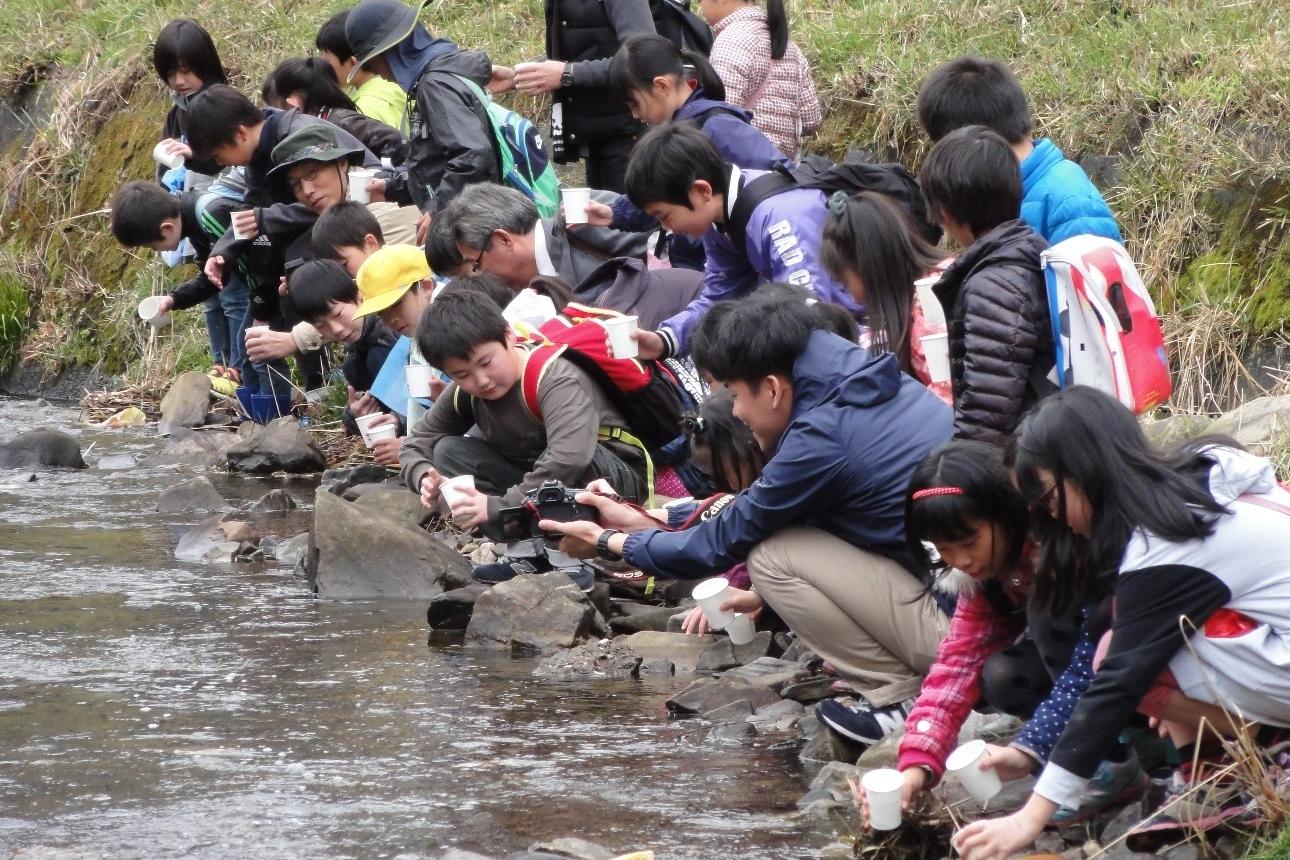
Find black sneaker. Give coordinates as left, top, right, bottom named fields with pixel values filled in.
left=472, top=559, right=536, bottom=584
left=557, top=564, right=595, bottom=593
left=815, top=697, right=913, bottom=747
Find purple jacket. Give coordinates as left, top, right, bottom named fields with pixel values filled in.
left=659, top=167, right=859, bottom=356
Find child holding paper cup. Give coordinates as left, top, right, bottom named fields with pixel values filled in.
left=152, top=19, right=228, bottom=189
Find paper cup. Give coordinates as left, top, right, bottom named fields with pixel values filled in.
left=353, top=412, right=385, bottom=447
left=919, top=332, right=951, bottom=383
left=862, top=768, right=905, bottom=831
left=152, top=142, right=185, bottom=170
left=563, top=187, right=591, bottom=225
left=945, top=739, right=1002, bottom=805
left=691, top=577, right=735, bottom=630
left=367, top=422, right=397, bottom=444
left=347, top=168, right=376, bottom=205
left=137, top=296, right=169, bottom=329
left=406, top=363, right=440, bottom=398
left=231, top=210, right=255, bottom=241
left=601, top=315, right=639, bottom=360
left=440, top=475, right=476, bottom=512
left=724, top=613, right=755, bottom=645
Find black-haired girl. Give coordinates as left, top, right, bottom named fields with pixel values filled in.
left=957, top=386, right=1290, bottom=860
left=271, top=57, right=409, bottom=166
left=152, top=19, right=226, bottom=187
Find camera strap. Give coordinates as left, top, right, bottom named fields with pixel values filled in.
left=598, top=425, right=656, bottom=509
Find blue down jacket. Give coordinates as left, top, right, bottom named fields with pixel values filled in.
left=622, top=330, right=954, bottom=579
left=1020, top=138, right=1122, bottom=244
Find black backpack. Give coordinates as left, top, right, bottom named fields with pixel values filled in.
left=649, top=0, right=714, bottom=55
left=727, top=153, right=941, bottom=253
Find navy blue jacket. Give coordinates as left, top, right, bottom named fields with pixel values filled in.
left=622, top=331, right=954, bottom=579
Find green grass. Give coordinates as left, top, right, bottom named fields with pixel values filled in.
left=1246, top=826, right=1290, bottom=860
left=0, top=0, right=1286, bottom=382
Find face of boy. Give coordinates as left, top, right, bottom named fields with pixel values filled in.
left=441, top=336, right=520, bottom=401
left=288, top=160, right=346, bottom=214
left=724, top=376, right=792, bottom=453
left=314, top=300, right=363, bottom=344
left=376, top=282, right=429, bottom=337
left=145, top=218, right=184, bottom=253
left=932, top=519, right=1012, bottom=581
left=320, top=51, right=356, bottom=87
left=211, top=127, right=258, bottom=167
left=334, top=234, right=382, bottom=277
left=643, top=181, right=719, bottom=239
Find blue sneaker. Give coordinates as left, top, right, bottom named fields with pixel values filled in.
left=815, top=697, right=912, bottom=747
left=1051, top=751, right=1148, bottom=826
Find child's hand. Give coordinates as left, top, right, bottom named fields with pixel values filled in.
left=449, top=485, right=491, bottom=528
left=278, top=275, right=288, bottom=296
left=160, top=139, right=192, bottom=160
left=680, top=605, right=710, bottom=635
left=347, top=385, right=380, bottom=417
left=205, top=256, right=226, bottom=288
left=415, top=212, right=432, bottom=246
left=488, top=64, right=517, bottom=93
left=419, top=468, right=444, bottom=508
left=157, top=295, right=176, bottom=315
left=370, top=433, right=403, bottom=467
left=900, top=767, right=927, bottom=810
left=632, top=329, right=667, bottom=360
left=231, top=209, right=259, bottom=240
left=980, top=744, right=1037, bottom=782
left=244, top=327, right=296, bottom=362
left=566, top=200, right=613, bottom=229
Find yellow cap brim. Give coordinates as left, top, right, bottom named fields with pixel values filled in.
left=351, top=282, right=412, bottom=318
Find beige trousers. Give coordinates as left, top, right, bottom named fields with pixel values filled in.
left=748, top=526, right=949, bottom=706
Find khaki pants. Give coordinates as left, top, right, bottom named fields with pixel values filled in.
left=748, top=526, right=949, bottom=706
left=368, top=202, right=422, bottom=247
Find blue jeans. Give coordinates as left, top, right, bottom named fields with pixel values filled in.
left=202, top=274, right=251, bottom=378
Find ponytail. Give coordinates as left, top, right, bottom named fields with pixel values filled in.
left=271, top=57, right=357, bottom=115
left=765, top=0, right=788, bottom=60
left=609, top=35, right=726, bottom=104
left=681, top=48, right=725, bottom=102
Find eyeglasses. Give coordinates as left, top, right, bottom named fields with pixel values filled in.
left=468, top=241, right=492, bottom=274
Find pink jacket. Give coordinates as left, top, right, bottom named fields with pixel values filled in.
left=709, top=7, right=822, bottom=157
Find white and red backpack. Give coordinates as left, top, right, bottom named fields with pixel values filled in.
left=1041, top=236, right=1172, bottom=414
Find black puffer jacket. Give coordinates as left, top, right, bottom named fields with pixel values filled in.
left=933, top=219, right=1055, bottom=447
left=320, top=107, right=410, bottom=166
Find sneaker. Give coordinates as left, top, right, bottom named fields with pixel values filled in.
left=471, top=559, right=537, bottom=584
left=1050, top=751, right=1149, bottom=826
left=815, top=697, right=913, bottom=747
left=560, top=564, right=595, bottom=593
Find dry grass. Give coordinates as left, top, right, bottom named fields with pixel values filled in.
left=1161, top=298, right=1266, bottom=415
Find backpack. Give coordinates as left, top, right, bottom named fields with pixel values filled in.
left=1041, top=235, right=1172, bottom=414
left=727, top=154, right=939, bottom=254
left=437, top=72, right=561, bottom=217
left=649, top=0, right=714, bottom=55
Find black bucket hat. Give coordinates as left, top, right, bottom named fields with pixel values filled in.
left=267, top=124, right=364, bottom=197
left=343, top=0, right=426, bottom=83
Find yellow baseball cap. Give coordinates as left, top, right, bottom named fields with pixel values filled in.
left=353, top=244, right=432, bottom=318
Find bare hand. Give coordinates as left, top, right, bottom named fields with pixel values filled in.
left=633, top=329, right=667, bottom=361
left=244, top=327, right=297, bottom=362
left=488, top=65, right=516, bottom=93
left=426, top=375, right=448, bottom=401
left=981, top=744, right=1038, bottom=782
left=370, top=434, right=403, bottom=467
left=157, top=295, right=176, bottom=315
left=859, top=768, right=926, bottom=829
left=953, top=802, right=1050, bottom=860
left=419, top=467, right=444, bottom=508
left=160, top=139, right=192, bottom=160
left=680, top=605, right=710, bottom=635
left=566, top=199, right=613, bottom=229
left=585, top=478, right=618, bottom=496
left=205, top=255, right=226, bottom=288
left=514, top=60, right=563, bottom=94
left=572, top=491, right=658, bottom=532
left=449, top=485, right=491, bottom=528
left=719, top=586, right=764, bottom=619
left=231, top=209, right=259, bottom=240
left=366, top=177, right=387, bottom=203
left=277, top=275, right=288, bottom=297
left=348, top=385, right=380, bottom=417
left=536, top=519, right=603, bottom=559
left=415, top=212, right=432, bottom=246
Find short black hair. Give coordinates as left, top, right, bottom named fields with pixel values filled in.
left=920, top=125, right=1022, bottom=238
left=312, top=200, right=384, bottom=259
left=416, top=290, right=510, bottom=368
left=110, top=181, right=180, bottom=246
left=441, top=273, right=516, bottom=310
left=287, top=259, right=360, bottom=322
left=690, top=286, right=819, bottom=387
left=916, top=57, right=1031, bottom=144
left=186, top=84, right=263, bottom=158
left=315, top=10, right=353, bottom=58
left=425, top=215, right=464, bottom=275
left=153, top=18, right=226, bottom=88
left=625, top=122, right=727, bottom=209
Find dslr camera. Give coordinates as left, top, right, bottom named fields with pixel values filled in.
left=497, top=480, right=598, bottom=544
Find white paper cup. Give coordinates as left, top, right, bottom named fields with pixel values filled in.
left=232, top=210, right=255, bottom=240
left=601, top=315, right=639, bottom=360
left=406, top=363, right=440, bottom=398
left=724, top=613, right=755, bottom=645
left=152, top=142, right=185, bottom=170
left=862, top=768, right=905, bottom=831
left=691, top=577, right=735, bottom=630
left=353, top=412, right=385, bottom=447
left=920, top=333, right=951, bottom=384
left=137, top=296, right=169, bottom=329
left=367, top=422, right=397, bottom=444
left=440, top=475, right=476, bottom=512
left=347, top=168, right=376, bottom=204
left=945, top=739, right=1002, bottom=805
left=562, top=187, right=591, bottom=225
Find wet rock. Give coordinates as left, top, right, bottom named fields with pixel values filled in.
left=531, top=637, right=643, bottom=681
left=523, top=838, right=613, bottom=860
left=799, top=711, right=865, bottom=764
left=780, top=636, right=818, bottom=664
left=353, top=486, right=432, bottom=530
left=202, top=540, right=242, bottom=563
left=175, top=514, right=232, bottom=563
left=748, top=698, right=805, bottom=731
left=320, top=464, right=391, bottom=496
left=218, top=520, right=259, bottom=544
left=245, top=488, right=297, bottom=514
left=708, top=720, right=756, bottom=743
left=637, top=657, right=674, bottom=676
left=856, top=733, right=902, bottom=768
left=427, top=583, right=490, bottom=629
left=435, top=851, right=497, bottom=860
left=721, top=656, right=805, bottom=690
left=666, top=676, right=780, bottom=716
left=312, top=490, right=471, bottom=598
left=95, top=453, right=137, bottom=469
left=615, top=631, right=718, bottom=674
left=274, top=533, right=311, bottom=566
left=226, top=418, right=325, bottom=474
left=158, top=371, right=212, bottom=435
left=466, top=571, right=597, bottom=654
left=696, top=631, right=774, bottom=672
left=146, top=429, right=240, bottom=468
left=102, top=405, right=147, bottom=428
left=607, top=602, right=680, bottom=634
left=779, top=675, right=839, bottom=704
left=799, top=760, right=859, bottom=812
left=157, top=476, right=227, bottom=513
left=0, top=429, right=86, bottom=469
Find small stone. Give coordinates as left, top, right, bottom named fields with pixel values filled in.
left=275, top=533, right=311, bottom=566
left=218, top=520, right=259, bottom=544
left=157, top=476, right=227, bottom=513
left=703, top=699, right=753, bottom=724
left=709, top=721, right=756, bottom=743
left=246, top=489, right=297, bottom=514
left=102, top=406, right=146, bottom=428
left=469, top=543, right=498, bottom=565
left=202, top=541, right=241, bottom=563
left=748, top=699, right=805, bottom=728
left=637, top=657, right=674, bottom=676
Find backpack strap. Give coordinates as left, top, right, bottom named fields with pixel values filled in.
left=725, top=165, right=798, bottom=254
left=518, top=342, right=567, bottom=421
left=1236, top=487, right=1290, bottom=517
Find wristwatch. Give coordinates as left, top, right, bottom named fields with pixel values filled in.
left=561, top=63, right=575, bottom=89
left=596, top=528, right=622, bottom=561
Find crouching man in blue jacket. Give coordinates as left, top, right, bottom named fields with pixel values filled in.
left=543, top=288, right=954, bottom=731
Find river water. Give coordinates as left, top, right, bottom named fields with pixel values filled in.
left=0, top=397, right=836, bottom=859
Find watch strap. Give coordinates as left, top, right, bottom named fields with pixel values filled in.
left=596, top=528, right=622, bottom=560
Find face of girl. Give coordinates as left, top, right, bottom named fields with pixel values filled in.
left=1034, top=468, right=1094, bottom=537
left=627, top=78, right=684, bottom=126
left=931, top=518, right=1012, bottom=581
left=166, top=66, right=204, bottom=97
left=839, top=268, right=867, bottom=305
left=287, top=160, right=346, bottom=214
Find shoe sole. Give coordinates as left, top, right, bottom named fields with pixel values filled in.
left=1050, top=773, right=1149, bottom=828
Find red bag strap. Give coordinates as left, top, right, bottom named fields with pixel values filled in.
left=1236, top=484, right=1290, bottom=517
left=519, top=342, right=566, bottom=421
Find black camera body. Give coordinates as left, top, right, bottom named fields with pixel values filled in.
left=497, top=480, right=598, bottom=543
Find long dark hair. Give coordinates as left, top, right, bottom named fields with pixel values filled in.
left=1008, top=386, right=1236, bottom=612
left=272, top=57, right=357, bottom=115
left=821, top=191, right=947, bottom=372
left=765, top=0, right=789, bottom=60
left=684, top=388, right=767, bottom=493
left=905, top=440, right=1029, bottom=580
left=153, top=19, right=227, bottom=87
left=608, top=34, right=725, bottom=105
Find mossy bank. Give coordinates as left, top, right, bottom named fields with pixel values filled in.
left=0, top=0, right=1285, bottom=399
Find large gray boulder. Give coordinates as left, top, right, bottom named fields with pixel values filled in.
left=158, top=371, right=212, bottom=435
left=311, top=490, right=470, bottom=598
left=0, top=429, right=85, bottom=469
left=226, top=417, right=325, bottom=474
left=466, top=572, right=599, bottom=653
left=157, top=476, right=227, bottom=513
left=1206, top=393, right=1290, bottom=453
left=145, top=429, right=240, bottom=468
left=352, top=486, right=433, bottom=530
